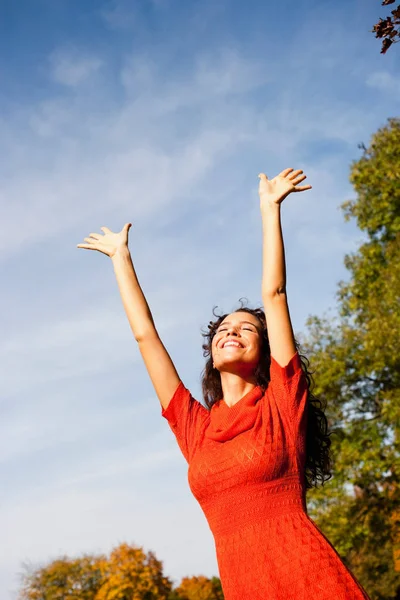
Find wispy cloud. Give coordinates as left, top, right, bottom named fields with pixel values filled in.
left=0, top=305, right=135, bottom=396
left=366, top=71, right=400, bottom=97
left=0, top=43, right=378, bottom=264
left=100, top=0, right=138, bottom=30
left=0, top=50, right=269, bottom=262
left=49, top=48, right=103, bottom=86
left=101, top=0, right=170, bottom=30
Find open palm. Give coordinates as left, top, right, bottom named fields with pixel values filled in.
left=77, top=223, right=132, bottom=258
left=259, top=168, right=312, bottom=205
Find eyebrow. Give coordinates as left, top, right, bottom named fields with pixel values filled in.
left=217, top=321, right=259, bottom=329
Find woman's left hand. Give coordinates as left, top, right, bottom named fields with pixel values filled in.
left=258, top=168, right=312, bottom=207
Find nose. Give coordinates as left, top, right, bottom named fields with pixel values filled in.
left=226, top=326, right=240, bottom=336
left=217, top=324, right=244, bottom=349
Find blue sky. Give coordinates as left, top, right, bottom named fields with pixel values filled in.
left=1, top=0, right=399, bottom=597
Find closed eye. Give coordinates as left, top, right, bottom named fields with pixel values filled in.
left=218, top=327, right=254, bottom=332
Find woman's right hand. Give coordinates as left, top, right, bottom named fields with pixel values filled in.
left=77, top=223, right=132, bottom=258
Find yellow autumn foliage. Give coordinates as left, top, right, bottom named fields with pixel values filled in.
left=174, top=575, right=224, bottom=600
left=19, top=543, right=172, bottom=600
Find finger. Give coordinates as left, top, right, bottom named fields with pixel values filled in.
left=292, top=174, right=307, bottom=185
left=89, top=233, right=102, bottom=240
left=294, top=185, right=312, bottom=192
left=77, top=243, right=98, bottom=250
left=77, top=242, right=109, bottom=255
left=123, top=223, right=132, bottom=232
left=84, top=237, right=97, bottom=244
left=258, top=173, right=268, bottom=180
left=280, top=168, right=294, bottom=177
left=100, top=226, right=113, bottom=234
left=288, top=169, right=303, bottom=180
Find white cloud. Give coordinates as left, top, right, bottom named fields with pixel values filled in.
left=119, top=50, right=270, bottom=113
left=366, top=71, right=400, bottom=97
left=49, top=49, right=103, bottom=86
left=0, top=305, right=133, bottom=395
left=100, top=0, right=137, bottom=29
left=0, top=52, right=267, bottom=263
left=1, top=45, right=376, bottom=266
left=101, top=0, right=169, bottom=30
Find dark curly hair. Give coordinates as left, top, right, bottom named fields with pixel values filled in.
left=200, top=298, right=333, bottom=491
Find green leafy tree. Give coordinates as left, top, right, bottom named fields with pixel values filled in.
left=19, top=555, right=105, bottom=600
left=304, top=118, right=400, bottom=599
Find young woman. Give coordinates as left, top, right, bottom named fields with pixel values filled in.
left=78, top=168, right=371, bottom=599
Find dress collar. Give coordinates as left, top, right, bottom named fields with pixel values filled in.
left=205, top=385, right=264, bottom=442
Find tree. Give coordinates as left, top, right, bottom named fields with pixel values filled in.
left=19, top=555, right=105, bottom=600
left=95, top=543, right=172, bottom=600
left=172, top=575, right=224, bottom=600
left=18, top=542, right=226, bottom=600
left=303, top=118, right=400, bottom=599
left=372, top=0, right=400, bottom=53
left=19, top=543, right=173, bottom=600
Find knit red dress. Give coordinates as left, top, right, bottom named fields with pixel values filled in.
left=161, top=351, right=371, bottom=599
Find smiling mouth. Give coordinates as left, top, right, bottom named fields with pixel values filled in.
left=222, top=343, right=243, bottom=349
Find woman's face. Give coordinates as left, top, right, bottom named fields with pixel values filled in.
left=211, top=312, right=262, bottom=374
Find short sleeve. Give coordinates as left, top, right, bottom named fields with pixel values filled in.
left=268, top=351, right=309, bottom=436
left=161, top=380, right=210, bottom=463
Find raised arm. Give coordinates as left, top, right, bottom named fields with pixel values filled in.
left=259, top=169, right=312, bottom=367
left=77, top=223, right=181, bottom=409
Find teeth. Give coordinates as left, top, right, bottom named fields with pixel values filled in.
left=223, top=342, right=241, bottom=348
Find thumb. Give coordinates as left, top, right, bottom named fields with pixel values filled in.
left=124, top=222, right=132, bottom=232
left=258, top=173, right=268, bottom=181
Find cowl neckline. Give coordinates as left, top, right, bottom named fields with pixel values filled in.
left=205, top=385, right=264, bottom=442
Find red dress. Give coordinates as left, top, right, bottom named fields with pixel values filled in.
left=161, top=352, right=371, bottom=599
